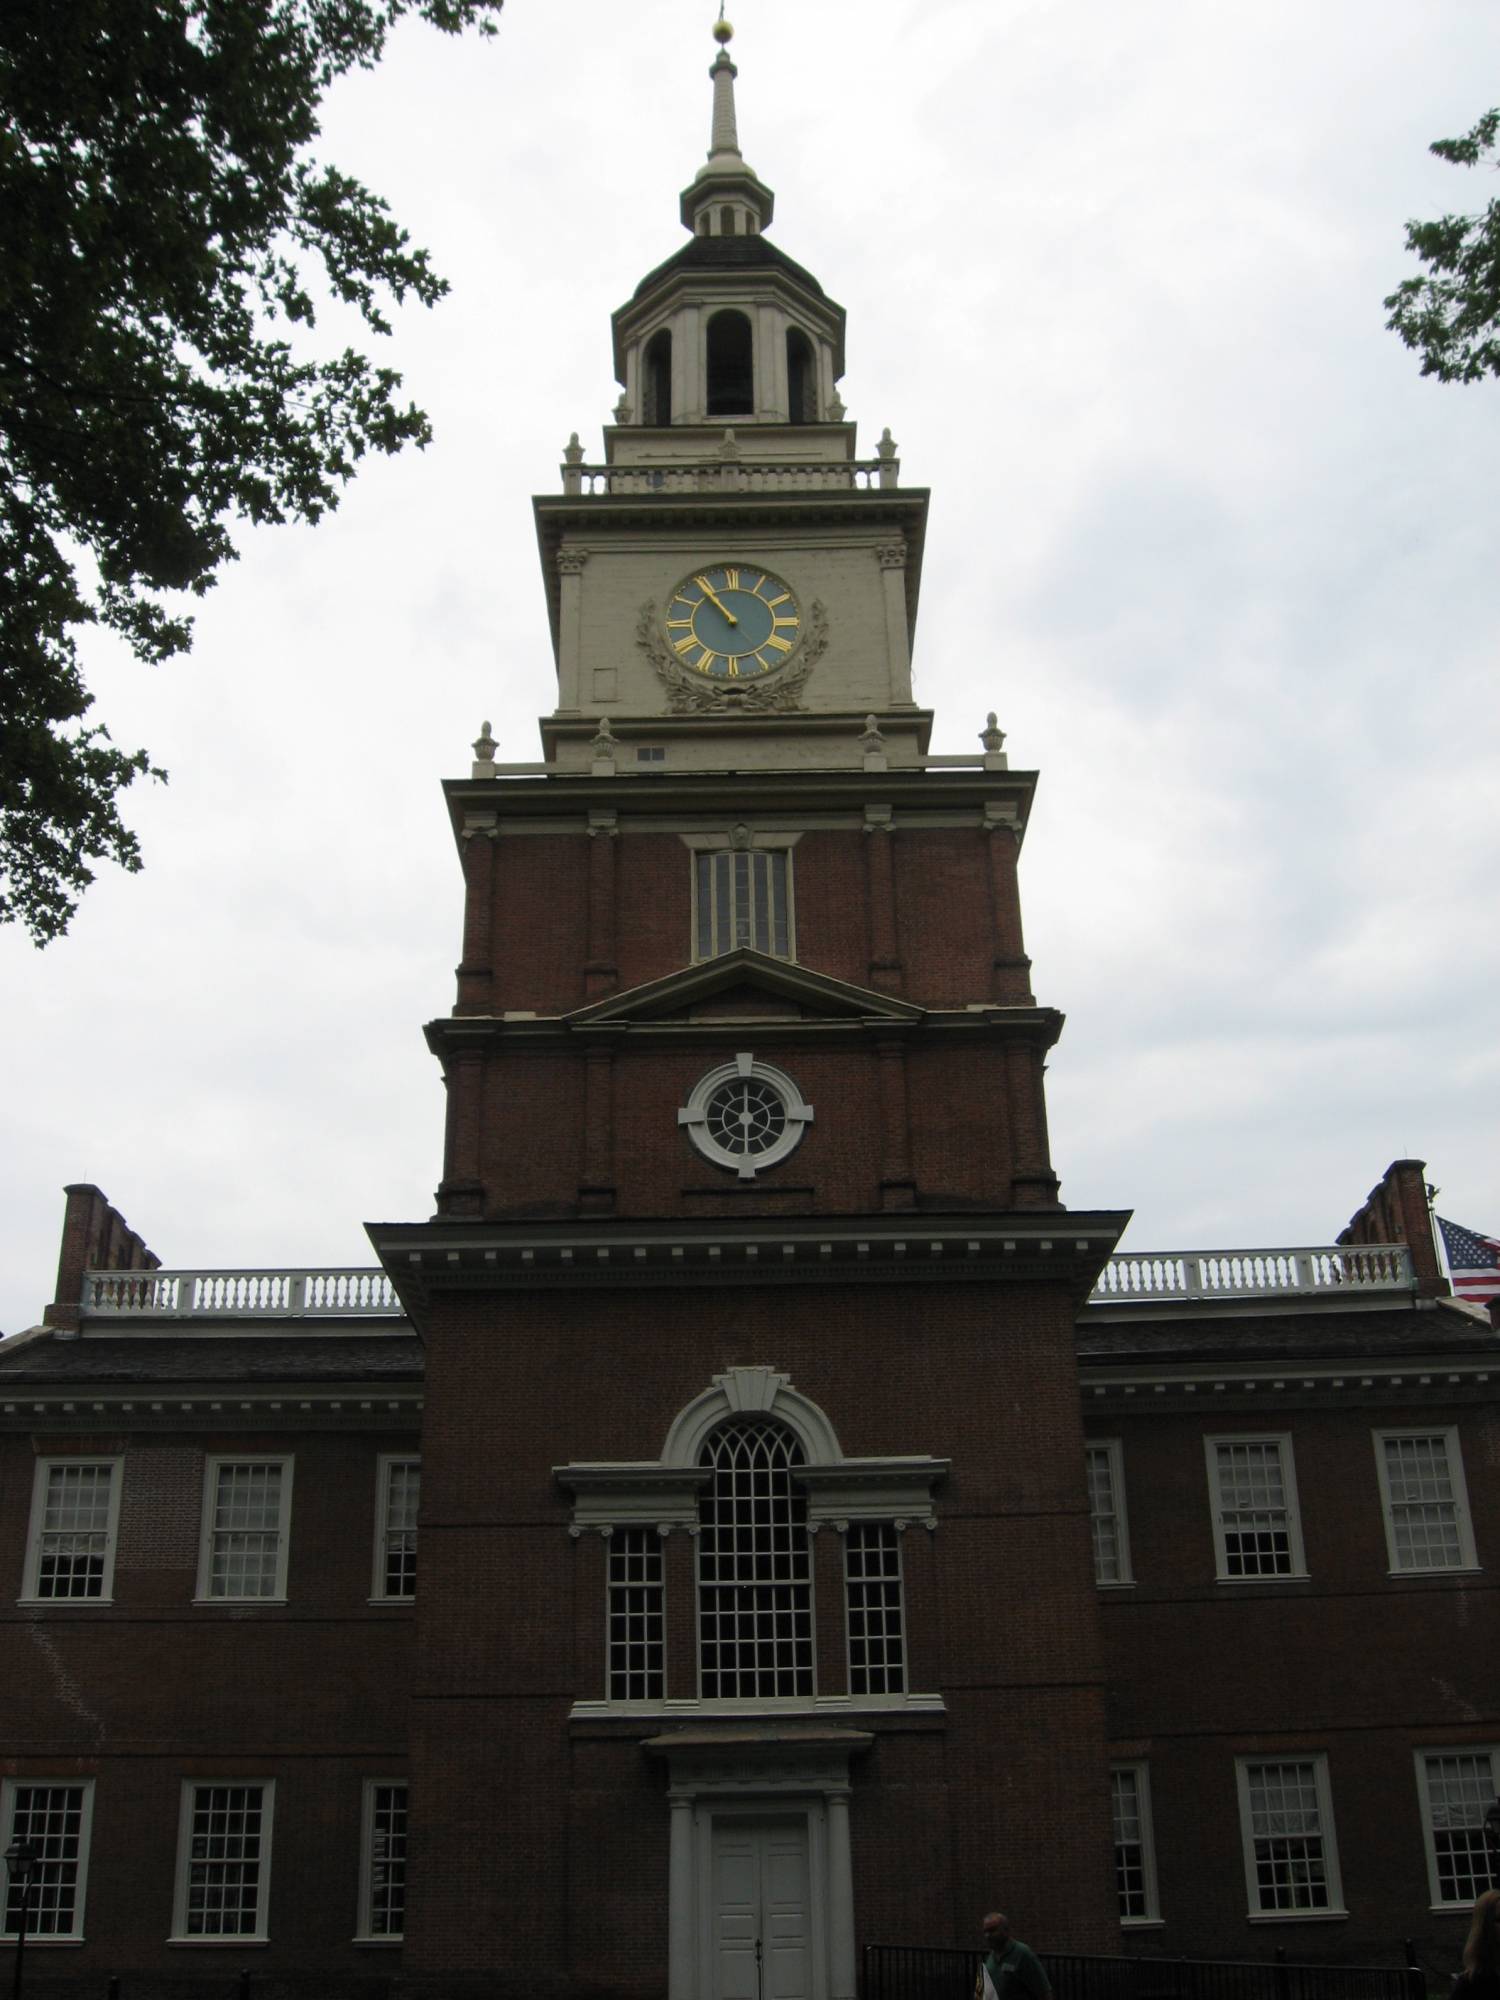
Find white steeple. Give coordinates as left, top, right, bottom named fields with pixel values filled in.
left=680, top=10, right=774, bottom=238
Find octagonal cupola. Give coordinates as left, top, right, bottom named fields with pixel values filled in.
left=608, top=13, right=848, bottom=437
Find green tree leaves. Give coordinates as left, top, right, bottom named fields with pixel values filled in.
left=1385, top=108, right=1500, bottom=387
left=0, top=0, right=502, bottom=942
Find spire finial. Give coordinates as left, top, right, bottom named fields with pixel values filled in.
left=708, top=9, right=741, bottom=162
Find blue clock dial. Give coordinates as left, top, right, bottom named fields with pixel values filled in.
left=664, top=565, right=801, bottom=678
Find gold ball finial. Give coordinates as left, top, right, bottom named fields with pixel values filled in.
left=713, top=6, right=734, bottom=45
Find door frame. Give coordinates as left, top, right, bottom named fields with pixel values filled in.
left=647, top=1724, right=870, bottom=2000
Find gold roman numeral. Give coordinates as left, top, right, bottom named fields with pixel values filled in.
left=723, top=567, right=740, bottom=590
left=674, top=636, right=696, bottom=656
left=766, top=634, right=793, bottom=654
left=695, top=648, right=716, bottom=672
left=767, top=593, right=790, bottom=608
left=665, top=617, right=692, bottom=630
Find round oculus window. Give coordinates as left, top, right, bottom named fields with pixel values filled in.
left=678, top=1055, right=814, bottom=1179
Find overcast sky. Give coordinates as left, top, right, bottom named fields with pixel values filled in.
left=3, top=0, right=1498, bottom=1333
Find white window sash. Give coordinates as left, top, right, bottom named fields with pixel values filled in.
left=844, top=1522, right=907, bottom=1696
left=356, top=1779, right=408, bottom=1942
left=195, top=1458, right=293, bottom=1603
left=171, top=1780, right=275, bottom=1943
left=1111, top=1763, right=1161, bottom=1925
left=371, top=1456, right=420, bottom=1603
left=1414, top=1747, right=1500, bottom=1909
left=1206, top=1434, right=1308, bottom=1582
left=1374, top=1429, right=1478, bottom=1575
left=1087, top=1440, right=1133, bottom=1587
left=0, top=1779, right=96, bottom=1942
left=606, top=1527, right=666, bottom=1703
left=1234, top=1756, right=1345, bottom=1919
left=691, top=845, right=796, bottom=961
left=20, top=1458, right=124, bottom=1605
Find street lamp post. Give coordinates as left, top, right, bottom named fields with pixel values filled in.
left=2, top=1839, right=38, bottom=2000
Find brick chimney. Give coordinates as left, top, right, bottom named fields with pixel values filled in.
left=44, top=1184, right=161, bottom=1334
left=1336, top=1158, right=1445, bottom=1297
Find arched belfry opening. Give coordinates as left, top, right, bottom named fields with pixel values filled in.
left=643, top=328, right=672, bottom=426
left=706, top=308, right=754, bottom=416
left=787, top=327, right=817, bottom=424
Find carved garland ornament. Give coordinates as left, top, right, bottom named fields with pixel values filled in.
left=636, top=599, right=829, bottom=714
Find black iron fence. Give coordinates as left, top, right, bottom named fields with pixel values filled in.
left=863, top=1945, right=1428, bottom=2000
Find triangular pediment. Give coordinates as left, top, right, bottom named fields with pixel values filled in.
left=566, top=950, right=923, bottom=1028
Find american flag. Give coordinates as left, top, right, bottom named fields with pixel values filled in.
left=1436, top=1216, right=1500, bottom=1308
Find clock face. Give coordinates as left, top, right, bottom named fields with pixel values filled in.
left=664, top=565, right=802, bottom=678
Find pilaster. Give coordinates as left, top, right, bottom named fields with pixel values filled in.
left=457, top=816, right=497, bottom=1011
left=555, top=546, right=589, bottom=710
left=862, top=806, right=903, bottom=994
left=877, top=541, right=913, bottom=704
left=584, top=810, right=619, bottom=998
left=983, top=812, right=1033, bottom=1004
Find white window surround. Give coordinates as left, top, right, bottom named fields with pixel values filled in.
left=371, top=1456, right=420, bottom=1603
left=678, top=1053, right=814, bottom=1180
left=0, top=1778, right=95, bottom=1944
left=1087, top=1440, right=1133, bottom=1588
left=20, top=1457, right=124, bottom=1605
left=1205, top=1435, right=1308, bottom=1583
left=170, top=1780, right=275, bottom=1944
left=1110, top=1763, right=1161, bottom=1927
left=684, top=831, right=801, bottom=964
left=194, top=1458, right=293, bottom=1605
left=556, top=1366, right=947, bottom=1718
left=1374, top=1429, right=1479, bottom=1575
left=1415, top=1747, right=1500, bottom=1910
left=355, top=1778, right=407, bottom=1944
left=1234, top=1755, right=1346, bottom=1921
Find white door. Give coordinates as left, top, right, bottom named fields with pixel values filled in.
left=712, top=1818, right=813, bottom=2000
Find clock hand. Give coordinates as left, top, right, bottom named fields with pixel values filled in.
left=694, top=575, right=739, bottom=626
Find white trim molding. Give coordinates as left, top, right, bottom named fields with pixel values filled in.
left=20, top=1456, right=124, bottom=1605
left=355, top=1778, right=408, bottom=1943
left=0, top=1778, right=96, bottom=1943
left=1206, top=1434, right=1308, bottom=1583
left=1414, top=1746, right=1500, bottom=1909
left=195, top=1457, right=293, bottom=1604
left=1111, top=1763, right=1160, bottom=1926
left=1373, top=1428, right=1479, bottom=1575
left=1234, top=1755, right=1346, bottom=1920
left=371, top=1455, right=420, bottom=1603
left=170, top=1779, right=276, bottom=1943
left=1087, top=1440, right=1133, bottom=1588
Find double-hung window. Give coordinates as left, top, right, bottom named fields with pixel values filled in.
left=172, top=1782, right=274, bottom=1941
left=0, top=1780, right=95, bottom=1941
left=1416, top=1748, right=1500, bottom=1908
left=1235, top=1756, right=1344, bottom=1917
left=845, top=1522, right=905, bottom=1695
left=373, top=1457, right=420, bottom=1601
left=694, top=848, right=793, bottom=960
left=1207, top=1436, right=1307, bottom=1580
left=196, top=1458, right=292, bottom=1602
left=357, top=1781, right=408, bottom=1941
left=1087, top=1441, right=1132, bottom=1586
left=1111, top=1764, right=1160, bottom=1924
left=1375, top=1430, right=1478, bottom=1574
left=607, top=1528, right=664, bottom=1701
left=21, top=1459, right=123, bottom=1603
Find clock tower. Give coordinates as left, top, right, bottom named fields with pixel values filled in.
left=371, top=20, right=1128, bottom=2000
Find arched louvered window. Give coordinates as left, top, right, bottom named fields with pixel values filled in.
left=697, top=1421, right=812, bottom=1698
left=643, top=328, right=672, bottom=427
left=786, top=328, right=817, bottom=424
left=706, top=309, right=754, bottom=417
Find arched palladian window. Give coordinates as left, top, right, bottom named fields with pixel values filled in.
left=643, top=328, right=672, bottom=427
left=698, top=1420, right=813, bottom=1698
left=786, top=327, right=817, bottom=424
left=706, top=309, right=754, bottom=417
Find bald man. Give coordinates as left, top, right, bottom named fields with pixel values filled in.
left=976, top=1912, right=1052, bottom=2000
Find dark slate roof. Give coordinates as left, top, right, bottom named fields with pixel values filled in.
left=1078, top=1300, right=1497, bottom=1366
left=630, top=234, right=832, bottom=305
left=0, top=1332, right=424, bottom=1386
